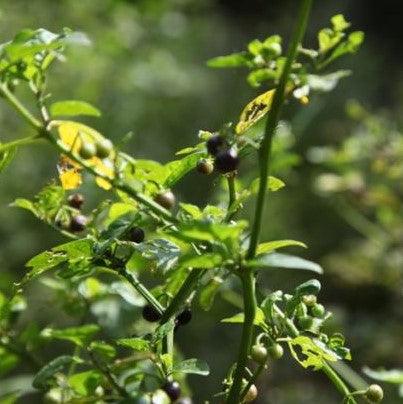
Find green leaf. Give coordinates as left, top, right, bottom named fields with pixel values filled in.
left=68, top=370, right=102, bottom=396
left=247, top=253, right=323, bottom=274
left=363, top=367, right=403, bottom=384
left=326, top=31, right=364, bottom=64
left=199, top=276, right=223, bottom=311
left=50, top=100, right=101, bottom=117
left=133, top=239, right=181, bottom=273
left=288, top=336, right=338, bottom=370
left=116, top=338, right=151, bottom=352
left=221, top=307, right=266, bottom=329
left=0, top=147, right=16, bottom=174
left=307, top=70, right=351, bottom=92
left=89, top=341, right=116, bottom=360
left=152, top=321, right=175, bottom=344
left=318, top=28, right=343, bottom=54
left=256, top=240, right=307, bottom=255
left=177, top=220, right=247, bottom=243
left=178, top=253, right=222, bottom=269
left=163, top=153, right=202, bottom=188
left=250, top=176, right=285, bottom=193
left=294, top=279, right=321, bottom=296
left=247, top=68, right=277, bottom=88
left=0, top=347, right=19, bottom=377
left=32, top=355, right=82, bottom=390
left=41, top=324, right=100, bottom=347
left=207, top=52, right=252, bottom=68
left=247, top=39, right=263, bottom=56
left=0, top=393, right=19, bottom=404
left=10, top=198, right=38, bottom=216
left=173, top=358, right=210, bottom=376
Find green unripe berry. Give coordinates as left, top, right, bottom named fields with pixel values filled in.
left=251, top=344, right=268, bottom=364
left=197, top=159, right=214, bottom=175
left=298, top=315, right=314, bottom=330
left=366, top=384, right=384, bottom=402
left=311, top=303, right=325, bottom=318
left=267, top=343, right=284, bottom=360
left=302, top=294, right=317, bottom=306
left=79, top=142, right=96, bottom=159
left=265, top=42, right=282, bottom=57
left=95, top=138, right=113, bottom=159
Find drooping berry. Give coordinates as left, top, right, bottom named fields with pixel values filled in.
left=365, top=384, right=384, bottom=403
left=142, top=304, right=162, bottom=322
left=69, top=214, right=88, bottom=232
left=154, top=190, right=176, bottom=210
left=162, top=381, right=181, bottom=402
left=129, top=227, right=145, bottom=243
left=95, top=138, right=113, bottom=159
left=298, top=315, right=314, bottom=330
left=243, top=383, right=258, bottom=402
left=251, top=344, right=268, bottom=364
left=67, top=193, right=84, bottom=209
left=196, top=159, right=214, bottom=175
left=176, top=308, right=192, bottom=326
left=206, top=134, right=227, bottom=156
left=267, top=343, right=284, bottom=360
left=214, top=148, right=240, bottom=173
left=79, top=142, right=96, bottom=160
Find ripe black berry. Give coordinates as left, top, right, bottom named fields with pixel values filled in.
left=214, top=148, right=240, bottom=173
left=162, top=381, right=181, bottom=402
left=95, top=138, right=113, bottom=159
left=176, top=308, right=192, bottom=326
left=196, top=159, right=214, bottom=175
left=67, top=193, right=84, bottom=209
left=142, top=304, right=162, bottom=322
left=206, top=134, right=227, bottom=156
left=69, top=215, right=88, bottom=232
left=154, top=190, right=176, bottom=210
left=79, top=142, right=96, bottom=160
left=129, top=227, right=145, bottom=243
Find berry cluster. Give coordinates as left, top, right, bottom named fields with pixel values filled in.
left=198, top=134, right=240, bottom=175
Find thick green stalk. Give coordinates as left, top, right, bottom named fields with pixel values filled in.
left=227, top=2, right=313, bottom=403
left=322, top=361, right=357, bottom=404
left=160, top=267, right=203, bottom=323
left=247, top=0, right=313, bottom=260
left=226, top=269, right=256, bottom=403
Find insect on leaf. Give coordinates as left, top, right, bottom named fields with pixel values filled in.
left=236, top=90, right=275, bottom=134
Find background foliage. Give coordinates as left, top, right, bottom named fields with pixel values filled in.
left=0, top=0, right=402, bottom=402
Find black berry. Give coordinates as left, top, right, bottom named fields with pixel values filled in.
left=69, top=215, right=88, bottom=232
left=206, top=134, right=227, bottom=156
left=214, top=148, right=240, bottom=173
left=142, top=304, right=162, bottom=322
left=129, top=227, right=145, bottom=243
left=196, top=159, right=214, bottom=175
left=154, top=190, right=176, bottom=210
left=162, top=381, right=181, bottom=402
left=176, top=308, right=192, bottom=326
left=67, top=193, right=84, bottom=209
left=95, top=138, right=113, bottom=159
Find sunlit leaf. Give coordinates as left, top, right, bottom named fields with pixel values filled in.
left=236, top=90, right=275, bottom=134
left=207, top=51, right=252, bottom=68
left=221, top=307, right=266, bottom=329
left=256, top=240, right=307, bottom=255
left=117, top=338, right=151, bottom=352
left=50, top=100, right=101, bottom=118
left=41, top=324, right=100, bottom=347
left=172, top=358, right=210, bottom=376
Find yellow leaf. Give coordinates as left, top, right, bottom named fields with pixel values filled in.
left=95, top=159, right=114, bottom=190
left=236, top=90, right=275, bottom=134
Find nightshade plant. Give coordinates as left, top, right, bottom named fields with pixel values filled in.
left=0, top=2, right=384, bottom=403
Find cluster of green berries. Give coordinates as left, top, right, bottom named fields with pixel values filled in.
left=78, top=138, right=113, bottom=160
left=197, top=134, right=240, bottom=175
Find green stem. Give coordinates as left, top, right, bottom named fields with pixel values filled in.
left=0, top=83, right=42, bottom=129
left=87, top=348, right=128, bottom=397
left=0, top=134, right=43, bottom=152
left=160, top=268, right=203, bottom=323
left=226, top=269, right=256, bottom=403
left=239, top=362, right=265, bottom=402
left=247, top=0, right=313, bottom=260
left=225, top=174, right=237, bottom=222
left=120, top=269, right=164, bottom=315
left=322, top=361, right=357, bottom=404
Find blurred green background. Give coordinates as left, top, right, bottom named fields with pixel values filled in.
left=0, top=0, right=402, bottom=402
